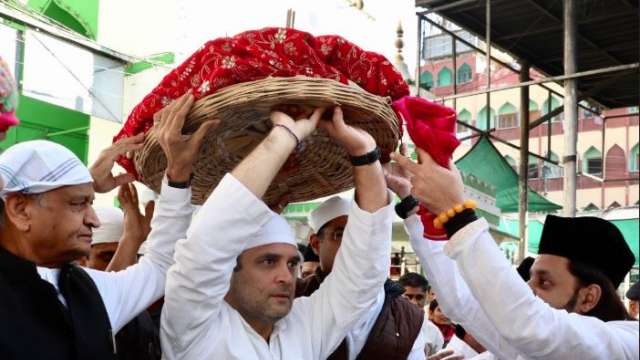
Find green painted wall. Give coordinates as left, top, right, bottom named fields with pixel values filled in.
left=1, top=94, right=90, bottom=163
left=126, top=52, right=176, bottom=75
left=28, top=0, right=99, bottom=39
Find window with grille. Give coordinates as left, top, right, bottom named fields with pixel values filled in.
left=498, top=113, right=519, bottom=129
left=583, top=147, right=602, bottom=176
left=457, top=63, right=472, bottom=84
left=457, top=109, right=472, bottom=134
left=629, top=144, right=639, bottom=172
left=587, top=158, right=603, bottom=177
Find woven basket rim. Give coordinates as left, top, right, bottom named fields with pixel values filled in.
left=134, top=75, right=401, bottom=205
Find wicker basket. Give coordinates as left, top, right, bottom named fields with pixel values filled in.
left=134, top=76, right=400, bottom=205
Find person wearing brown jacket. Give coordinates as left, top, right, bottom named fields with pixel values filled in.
left=296, top=196, right=429, bottom=360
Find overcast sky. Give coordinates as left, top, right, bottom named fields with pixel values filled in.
left=175, top=0, right=419, bottom=77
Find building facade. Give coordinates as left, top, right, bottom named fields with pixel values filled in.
left=419, top=22, right=639, bottom=212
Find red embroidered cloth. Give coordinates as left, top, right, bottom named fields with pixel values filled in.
left=115, top=27, right=409, bottom=174
left=393, top=97, right=460, bottom=240
left=115, top=28, right=461, bottom=241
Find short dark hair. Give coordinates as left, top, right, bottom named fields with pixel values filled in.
left=568, top=260, right=633, bottom=321
left=428, top=299, right=439, bottom=312
left=398, top=272, right=429, bottom=292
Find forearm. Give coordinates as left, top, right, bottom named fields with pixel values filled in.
left=445, top=219, right=635, bottom=359
left=87, top=181, right=193, bottom=332
left=353, top=160, right=388, bottom=213
left=231, top=128, right=296, bottom=199
left=162, top=174, right=273, bottom=355
left=105, top=235, right=142, bottom=272
left=310, top=195, right=394, bottom=356
left=405, top=216, right=520, bottom=360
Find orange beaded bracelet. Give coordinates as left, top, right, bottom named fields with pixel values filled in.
left=433, top=200, right=477, bottom=229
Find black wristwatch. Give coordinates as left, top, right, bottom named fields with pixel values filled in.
left=395, top=195, right=419, bottom=219
left=167, top=174, right=192, bottom=189
left=350, top=147, right=381, bottom=166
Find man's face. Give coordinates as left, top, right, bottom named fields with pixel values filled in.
left=403, top=286, right=427, bottom=308
left=427, top=287, right=436, bottom=303
left=429, top=305, right=451, bottom=325
left=87, top=242, right=119, bottom=271
left=628, top=300, right=639, bottom=319
left=16, top=183, right=99, bottom=266
left=528, top=254, right=581, bottom=310
left=301, top=261, right=319, bottom=278
left=310, top=216, right=348, bottom=273
left=227, top=243, right=300, bottom=324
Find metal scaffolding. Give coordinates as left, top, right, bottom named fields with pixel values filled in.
left=416, top=0, right=640, bottom=261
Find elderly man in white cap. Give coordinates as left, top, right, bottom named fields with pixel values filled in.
left=161, top=106, right=394, bottom=359
left=295, top=196, right=429, bottom=360
left=0, top=92, right=213, bottom=360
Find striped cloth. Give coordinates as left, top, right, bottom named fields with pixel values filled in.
left=0, top=140, right=92, bottom=197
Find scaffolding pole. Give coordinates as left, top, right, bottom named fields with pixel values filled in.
left=417, top=14, right=607, bottom=115
left=563, top=0, right=578, bottom=216
left=518, top=61, right=530, bottom=261
left=485, top=0, right=492, bottom=131
left=547, top=91, right=552, bottom=158
left=415, top=16, right=423, bottom=97
left=452, top=35, right=457, bottom=111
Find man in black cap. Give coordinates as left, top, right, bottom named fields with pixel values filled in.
left=627, top=282, right=640, bottom=319
left=392, top=148, right=639, bottom=360
left=528, top=215, right=634, bottom=319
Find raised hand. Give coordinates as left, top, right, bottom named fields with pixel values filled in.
left=391, top=148, right=464, bottom=215
left=154, top=91, right=220, bottom=182
left=383, top=143, right=413, bottom=199
left=318, top=106, right=376, bottom=156
left=118, top=183, right=154, bottom=244
left=270, top=107, right=325, bottom=144
left=90, top=132, right=145, bottom=193
left=428, top=349, right=464, bottom=360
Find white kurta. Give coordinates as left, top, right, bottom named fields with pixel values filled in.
left=404, top=216, right=519, bottom=360
left=446, top=335, right=481, bottom=358
left=37, top=179, right=193, bottom=333
left=405, top=215, right=640, bottom=360
left=160, top=174, right=395, bottom=360
left=421, top=316, right=444, bottom=356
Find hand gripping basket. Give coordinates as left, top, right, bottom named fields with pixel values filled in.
left=133, top=76, right=400, bottom=205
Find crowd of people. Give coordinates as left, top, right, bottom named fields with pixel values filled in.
left=0, top=54, right=638, bottom=360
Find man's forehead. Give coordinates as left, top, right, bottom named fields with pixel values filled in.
left=403, top=286, right=426, bottom=294
left=325, top=215, right=348, bottom=228
left=243, top=243, right=300, bottom=257
left=532, top=254, right=570, bottom=273
left=55, top=183, right=95, bottom=198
